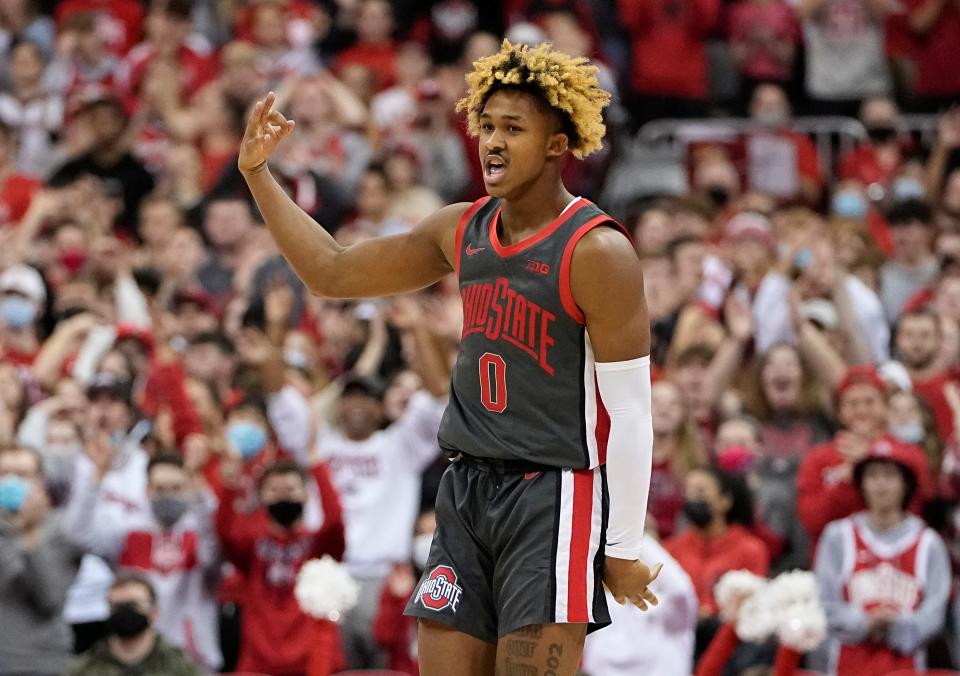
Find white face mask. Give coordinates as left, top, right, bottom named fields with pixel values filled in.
left=412, top=533, right=433, bottom=570
left=890, top=421, right=925, bottom=444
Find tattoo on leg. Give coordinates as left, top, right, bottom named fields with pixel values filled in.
left=501, top=660, right=538, bottom=676
left=545, top=642, right=563, bottom=676
left=515, top=625, right=543, bottom=639
left=506, top=639, right=537, bottom=658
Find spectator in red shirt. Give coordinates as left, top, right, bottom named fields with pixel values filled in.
left=118, top=0, right=216, bottom=105
left=728, top=0, right=800, bottom=98
left=216, top=459, right=345, bottom=676
left=649, top=379, right=708, bottom=539
left=0, top=121, right=39, bottom=226
left=334, top=0, right=398, bottom=92
left=664, top=466, right=770, bottom=659
left=904, top=0, right=960, bottom=109
left=617, top=0, right=721, bottom=126
left=894, top=308, right=958, bottom=440
left=797, top=366, right=932, bottom=548
left=840, top=96, right=907, bottom=191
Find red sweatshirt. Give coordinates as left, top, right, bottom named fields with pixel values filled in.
left=372, top=580, right=418, bottom=676
left=617, top=0, right=721, bottom=98
left=215, top=463, right=346, bottom=676
left=664, top=524, right=769, bottom=615
left=797, top=435, right=931, bottom=550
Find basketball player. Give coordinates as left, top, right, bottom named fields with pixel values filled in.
left=238, top=40, right=659, bottom=676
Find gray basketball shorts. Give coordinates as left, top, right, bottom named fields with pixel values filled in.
left=404, top=457, right=611, bottom=643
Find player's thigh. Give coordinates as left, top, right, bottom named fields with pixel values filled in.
left=419, top=618, right=497, bottom=676
left=495, top=623, right=587, bottom=676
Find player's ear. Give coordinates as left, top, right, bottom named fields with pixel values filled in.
left=545, top=131, right=568, bottom=159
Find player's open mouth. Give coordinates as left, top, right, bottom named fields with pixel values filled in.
left=483, top=155, right=507, bottom=182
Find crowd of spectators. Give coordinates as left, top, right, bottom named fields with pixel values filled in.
left=1, top=0, right=960, bottom=675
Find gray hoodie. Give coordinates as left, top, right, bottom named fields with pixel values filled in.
left=0, top=514, right=81, bottom=675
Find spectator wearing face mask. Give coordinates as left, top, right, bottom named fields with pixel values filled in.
left=0, top=264, right=46, bottom=367
left=0, top=445, right=82, bottom=676
left=215, top=458, right=345, bottom=676
left=814, top=444, right=950, bottom=674
left=797, top=367, right=932, bottom=549
left=67, top=571, right=202, bottom=675
left=840, top=96, right=907, bottom=190
left=887, top=389, right=942, bottom=474
left=64, top=451, right=222, bottom=672
left=664, top=466, right=769, bottom=659
left=372, top=508, right=437, bottom=676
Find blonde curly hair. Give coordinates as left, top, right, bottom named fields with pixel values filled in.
left=456, top=39, right=611, bottom=159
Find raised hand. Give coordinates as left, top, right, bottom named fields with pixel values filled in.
left=724, top=294, right=753, bottom=342
left=603, top=556, right=662, bottom=611
left=238, top=92, right=296, bottom=174
left=85, top=432, right=116, bottom=481
left=236, top=327, right=277, bottom=366
left=265, top=277, right=295, bottom=329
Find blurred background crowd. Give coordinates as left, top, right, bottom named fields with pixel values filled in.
left=1, top=0, right=960, bottom=674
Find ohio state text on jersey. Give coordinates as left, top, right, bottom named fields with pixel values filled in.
left=438, top=196, right=630, bottom=469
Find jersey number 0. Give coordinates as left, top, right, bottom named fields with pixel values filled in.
left=479, top=352, right=507, bottom=413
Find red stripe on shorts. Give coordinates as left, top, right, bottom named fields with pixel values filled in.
left=567, top=469, right=594, bottom=621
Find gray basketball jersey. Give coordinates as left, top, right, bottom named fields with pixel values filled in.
left=437, top=196, right=631, bottom=469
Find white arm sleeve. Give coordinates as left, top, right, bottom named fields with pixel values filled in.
left=596, top=355, right=653, bottom=560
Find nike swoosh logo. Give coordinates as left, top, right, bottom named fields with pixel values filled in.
left=524, top=471, right=541, bottom=480
left=466, top=244, right=485, bottom=255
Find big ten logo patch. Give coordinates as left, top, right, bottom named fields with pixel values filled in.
left=416, top=565, right=463, bottom=612
left=526, top=259, right=551, bottom=275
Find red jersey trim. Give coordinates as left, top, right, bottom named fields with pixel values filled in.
left=487, top=198, right=589, bottom=258
left=567, top=469, right=595, bottom=621
left=558, top=215, right=632, bottom=324
left=454, top=196, right=492, bottom=276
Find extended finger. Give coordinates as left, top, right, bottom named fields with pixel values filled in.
left=261, top=91, right=276, bottom=124
left=630, top=596, right=648, bottom=611
left=641, top=588, right=659, bottom=606
left=649, top=563, right=663, bottom=583
left=245, top=99, right=264, bottom=135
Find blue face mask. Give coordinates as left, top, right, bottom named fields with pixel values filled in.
left=832, top=191, right=868, bottom=219
left=891, top=177, right=926, bottom=202
left=0, top=475, right=31, bottom=513
left=0, top=296, right=37, bottom=329
left=227, top=421, right=268, bottom=459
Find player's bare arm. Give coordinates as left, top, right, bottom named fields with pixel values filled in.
left=238, top=92, right=469, bottom=299
left=571, top=226, right=662, bottom=610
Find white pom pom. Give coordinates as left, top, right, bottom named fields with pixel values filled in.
left=714, top=570, right=767, bottom=622
left=767, top=570, right=827, bottom=652
left=735, top=590, right=777, bottom=643
left=295, top=556, right=360, bottom=621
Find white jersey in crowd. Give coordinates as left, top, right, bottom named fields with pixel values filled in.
left=64, top=466, right=222, bottom=671
left=581, top=534, right=698, bottom=676
left=314, top=391, right=445, bottom=578
left=62, top=444, right=150, bottom=625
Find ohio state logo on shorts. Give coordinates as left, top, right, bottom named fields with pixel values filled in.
left=416, top=565, right=463, bottom=613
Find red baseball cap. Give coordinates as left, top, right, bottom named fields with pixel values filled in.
left=852, top=436, right=927, bottom=496
left=836, top=365, right=886, bottom=401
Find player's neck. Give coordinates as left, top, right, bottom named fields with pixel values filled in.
left=498, top=179, right=574, bottom=246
